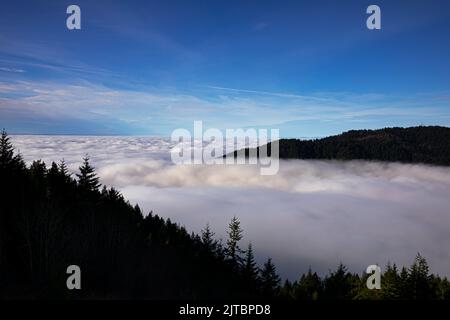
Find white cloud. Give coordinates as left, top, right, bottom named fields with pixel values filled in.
left=0, top=67, right=25, bottom=73
left=10, top=135, right=450, bottom=279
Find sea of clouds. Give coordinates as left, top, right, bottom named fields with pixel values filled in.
left=10, top=135, right=450, bottom=279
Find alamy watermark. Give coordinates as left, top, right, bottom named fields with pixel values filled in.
left=66, top=5, right=81, bottom=30
left=170, top=121, right=280, bottom=175
left=66, top=265, right=81, bottom=290
left=367, top=5, right=381, bottom=30
left=66, top=4, right=380, bottom=31
left=366, top=264, right=381, bottom=290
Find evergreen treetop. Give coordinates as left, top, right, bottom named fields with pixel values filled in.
left=76, top=155, right=101, bottom=191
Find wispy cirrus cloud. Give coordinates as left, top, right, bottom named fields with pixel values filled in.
left=0, top=67, right=25, bottom=73
left=201, top=85, right=332, bottom=101
left=1, top=79, right=450, bottom=136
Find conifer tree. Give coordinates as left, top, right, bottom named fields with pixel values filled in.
left=280, top=279, right=295, bottom=299
left=49, top=162, right=59, bottom=174
left=201, top=223, right=217, bottom=254
left=381, top=263, right=401, bottom=299
left=295, top=268, right=322, bottom=300
left=260, top=258, right=280, bottom=297
left=134, top=204, right=143, bottom=219
left=323, top=263, right=354, bottom=300
left=398, top=266, right=411, bottom=299
left=0, top=129, right=24, bottom=170
left=226, top=216, right=243, bottom=265
left=242, top=243, right=259, bottom=286
left=30, top=160, right=47, bottom=178
left=76, top=156, right=100, bottom=191
left=408, top=253, right=434, bottom=300
left=58, top=159, right=71, bottom=179
left=0, top=129, right=14, bottom=168
left=436, top=277, right=450, bottom=300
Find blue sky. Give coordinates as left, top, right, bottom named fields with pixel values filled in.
left=1, top=0, right=450, bottom=137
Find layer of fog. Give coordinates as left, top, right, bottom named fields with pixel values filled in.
left=11, top=135, right=450, bottom=279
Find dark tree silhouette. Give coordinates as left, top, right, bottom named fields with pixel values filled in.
left=0, top=129, right=24, bottom=170
left=294, top=268, right=322, bottom=300
left=242, top=243, right=259, bottom=291
left=260, top=258, right=281, bottom=297
left=201, top=223, right=220, bottom=256
left=76, top=156, right=100, bottom=191
left=323, top=264, right=357, bottom=300
left=226, top=216, right=243, bottom=266
left=380, top=263, right=401, bottom=299
left=0, top=129, right=14, bottom=168
left=408, top=253, right=436, bottom=300
left=58, top=159, right=71, bottom=179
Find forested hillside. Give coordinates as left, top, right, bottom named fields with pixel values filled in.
left=1, top=129, right=449, bottom=300
left=230, top=126, right=450, bottom=166
left=0, top=130, right=263, bottom=299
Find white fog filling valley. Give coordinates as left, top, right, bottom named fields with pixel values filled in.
left=11, top=135, right=450, bottom=279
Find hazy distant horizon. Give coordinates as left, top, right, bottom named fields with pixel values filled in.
left=7, top=124, right=450, bottom=140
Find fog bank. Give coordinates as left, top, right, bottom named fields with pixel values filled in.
left=12, top=135, right=450, bottom=279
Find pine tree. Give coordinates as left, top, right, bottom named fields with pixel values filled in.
left=226, top=216, right=243, bottom=265
left=134, top=204, right=143, bottom=219
left=436, top=277, right=450, bottom=300
left=408, top=253, right=434, bottom=300
left=260, top=258, right=280, bottom=297
left=280, top=279, right=295, bottom=299
left=381, top=263, right=401, bottom=299
left=0, top=129, right=24, bottom=170
left=323, top=263, right=354, bottom=300
left=30, top=160, right=47, bottom=177
left=295, top=268, right=322, bottom=300
left=58, top=159, right=71, bottom=179
left=242, top=243, right=259, bottom=286
left=201, top=223, right=217, bottom=254
left=47, top=162, right=60, bottom=187
left=0, top=129, right=14, bottom=168
left=76, top=156, right=100, bottom=191
left=398, top=266, right=411, bottom=299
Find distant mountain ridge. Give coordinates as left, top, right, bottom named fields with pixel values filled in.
left=229, top=126, right=450, bottom=166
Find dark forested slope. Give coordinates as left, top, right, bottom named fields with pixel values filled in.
left=0, top=130, right=262, bottom=299
left=230, top=126, right=450, bottom=165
